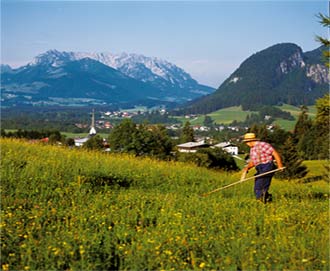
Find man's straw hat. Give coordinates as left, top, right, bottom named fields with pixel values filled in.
left=243, top=133, right=259, bottom=142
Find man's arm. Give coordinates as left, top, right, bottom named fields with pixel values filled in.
left=243, top=161, right=254, bottom=172
left=272, top=149, right=284, bottom=169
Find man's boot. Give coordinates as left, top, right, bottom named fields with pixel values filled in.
left=266, top=192, right=272, bottom=203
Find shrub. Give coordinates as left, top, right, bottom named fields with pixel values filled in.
left=177, top=147, right=239, bottom=171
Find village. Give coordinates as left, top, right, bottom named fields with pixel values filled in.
left=75, top=108, right=248, bottom=132
left=73, top=109, right=241, bottom=157
left=76, top=108, right=277, bottom=134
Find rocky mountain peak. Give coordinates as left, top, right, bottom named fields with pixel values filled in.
left=306, top=64, right=329, bottom=84
left=30, top=49, right=76, bottom=67
left=26, top=50, right=201, bottom=90
left=278, top=50, right=306, bottom=74
left=179, top=43, right=329, bottom=114
left=1, top=49, right=214, bottom=107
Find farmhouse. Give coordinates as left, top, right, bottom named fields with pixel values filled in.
left=177, top=141, right=210, bottom=153
left=74, top=137, right=89, bottom=147
left=214, top=141, right=238, bottom=155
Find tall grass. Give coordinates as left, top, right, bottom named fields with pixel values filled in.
left=1, top=138, right=329, bottom=270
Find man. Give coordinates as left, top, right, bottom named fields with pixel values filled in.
left=242, top=133, right=284, bottom=203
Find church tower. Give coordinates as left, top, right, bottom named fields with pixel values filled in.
left=89, top=109, right=97, bottom=136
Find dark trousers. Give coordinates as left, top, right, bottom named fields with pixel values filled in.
left=254, top=162, right=274, bottom=201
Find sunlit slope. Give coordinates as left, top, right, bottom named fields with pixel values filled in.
left=175, top=104, right=315, bottom=131
left=1, top=139, right=328, bottom=270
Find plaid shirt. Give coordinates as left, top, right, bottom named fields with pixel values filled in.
left=250, top=141, right=274, bottom=166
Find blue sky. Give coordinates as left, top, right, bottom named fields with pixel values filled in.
left=1, top=0, right=328, bottom=87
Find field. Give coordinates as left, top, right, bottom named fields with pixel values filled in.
left=61, top=132, right=109, bottom=139
left=276, top=104, right=317, bottom=118
left=1, top=138, right=329, bottom=270
left=174, top=106, right=254, bottom=125
left=274, top=104, right=316, bottom=131
left=208, top=106, right=256, bottom=125
left=175, top=104, right=315, bottom=131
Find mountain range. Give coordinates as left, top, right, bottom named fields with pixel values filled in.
left=1, top=43, right=328, bottom=111
left=178, top=43, right=329, bottom=114
left=0, top=50, right=215, bottom=107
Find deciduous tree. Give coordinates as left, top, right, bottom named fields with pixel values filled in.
left=83, top=135, right=104, bottom=150
left=108, top=119, right=137, bottom=153
left=108, top=120, right=173, bottom=159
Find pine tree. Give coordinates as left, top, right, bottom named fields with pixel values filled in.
left=293, top=106, right=312, bottom=141
left=316, top=13, right=330, bottom=67
left=180, top=121, right=194, bottom=143
left=277, top=136, right=308, bottom=180
left=315, top=94, right=330, bottom=130
left=203, top=115, right=214, bottom=127
left=314, top=94, right=330, bottom=159
left=296, top=94, right=329, bottom=159
left=249, top=124, right=270, bottom=142
left=294, top=106, right=313, bottom=158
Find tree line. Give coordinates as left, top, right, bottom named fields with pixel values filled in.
left=246, top=94, right=329, bottom=180
left=1, top=93, right=328, bottom=176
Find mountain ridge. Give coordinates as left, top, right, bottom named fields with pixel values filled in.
left=1, top=57, right=162, bottom=106
left=177, top=43, right=329, bottom=114
left=31, top=50, right=214, bottom=97
left=1, top=50, right=215, bottom=107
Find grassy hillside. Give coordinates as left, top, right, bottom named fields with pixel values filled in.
left=1, top=139, right=328, bottom=270
left=277, top=104, right=316, bottom=118
left=176, top=104, right=315, bottom=131
left=208, top=106, right=255, bottom=124
left=174, top=106, right=255, bottom=125
left=274, top=104, right=316, bottom=131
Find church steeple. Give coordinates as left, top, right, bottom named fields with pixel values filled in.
left=89, top=109, right=97, bottom=136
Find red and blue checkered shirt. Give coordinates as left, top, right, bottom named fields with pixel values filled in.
left=250, top=141, right=274, bottom=166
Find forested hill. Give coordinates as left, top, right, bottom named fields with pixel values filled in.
left=177, top=43, right=329, bottom=114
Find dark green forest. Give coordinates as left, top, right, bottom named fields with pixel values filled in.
left=175, top=44, right=328, bottom=115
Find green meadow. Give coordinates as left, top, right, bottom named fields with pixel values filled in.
left=277, top=104, right=317, bottom=118
left=208, top=106, right=255, bottom=124
left=174, top=106, right=253, bottom=125
left=1, top=138, right=329, bottom=270
left=273, top=104, right=316, bottom=131
left=61, top=132, right=109, bottom=139
left=175, top=105, right=316, bottom=131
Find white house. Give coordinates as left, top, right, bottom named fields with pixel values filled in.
left=177, top=141, right=210, bottom=153
left=214, top=142, right=238, bottom=155
left=74, top=137, right=90, bottom=147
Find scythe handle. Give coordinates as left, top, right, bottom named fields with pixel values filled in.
left=201, top=167, right=285, bottom=197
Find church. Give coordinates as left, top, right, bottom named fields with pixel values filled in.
left=74, top=110, right=97, bottom=147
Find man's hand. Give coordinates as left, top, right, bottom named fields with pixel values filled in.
left=240, top=169, right=247, bottom=182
